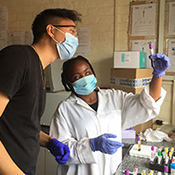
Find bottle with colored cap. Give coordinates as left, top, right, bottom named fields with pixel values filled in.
left=157, top=151, right=162, bottom=164
left=137, top=136, right=141, bottom=151
left=125, top=169, right=129, bottom=175
left=171, top=163, right=175, bottom=175
left=150, top=146, right=155, bottom=162
left=164, top=165, right=168, bottom=175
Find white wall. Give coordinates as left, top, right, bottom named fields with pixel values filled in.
left=0, top=0, right=115, bottom=87
left=0, top=0, right=174, bottom=123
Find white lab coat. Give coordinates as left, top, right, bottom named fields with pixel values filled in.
left=50, top=85, right=166, bottom=175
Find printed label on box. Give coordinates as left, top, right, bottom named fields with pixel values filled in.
left=110, top=77, right=152, bottom=88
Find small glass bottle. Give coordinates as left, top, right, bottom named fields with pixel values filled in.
left=171, top=162, right=175, bottom=175
left=164, top=165, right=168, bottom=175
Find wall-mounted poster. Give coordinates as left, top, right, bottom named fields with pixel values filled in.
left=167, top=2, right=175, bottom=35
left=167, top=39, right=175, bottom=72
left=130, top=3, right=156, bottom=36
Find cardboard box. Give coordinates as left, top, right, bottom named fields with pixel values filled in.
left=110, top=68, right=153, bottom=134
left=110, top=68, right=153, bottom=94
left=114, top=51, right=147, bottom=68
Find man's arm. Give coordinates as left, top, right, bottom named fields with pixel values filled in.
left=0, top=142, right=25, bottom=175
left=0, top=91, right=9, bottom=117
left=39, top=131, right=53, bottom=147
left=39, top=131, right=70, bottom=164
left=0, top=91, right=25, bottom=175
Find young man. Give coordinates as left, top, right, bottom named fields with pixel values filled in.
left=0, top=8, right=81, bottom=175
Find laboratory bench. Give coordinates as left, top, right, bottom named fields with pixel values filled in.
left=115, top=139, right=175, bottom=175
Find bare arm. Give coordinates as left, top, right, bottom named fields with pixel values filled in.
left=0, top=91, right=9, bottom=117
left=0, top=142, right=25, bottom=174
left=39, top=131, right=53, bottom=147
left=149, top=76, right=163, bottom=101
left=0, top=91, right=25, bottom=175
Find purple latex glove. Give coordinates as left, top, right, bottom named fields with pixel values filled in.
left=90, top=133, right=124, bottom=154
left=46, top=138, right=70, bottom=164
left=149, top=53, right=170, bottom=78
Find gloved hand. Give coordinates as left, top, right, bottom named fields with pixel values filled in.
left=46, top=138, right=70, bottom=164
left=90, top=133, right=124, bottom=154
left=149, top=53, right=170, bottom=78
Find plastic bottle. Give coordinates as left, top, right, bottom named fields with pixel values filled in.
left=150, top=146, right=155, bottom=162
left=157, top=151, right=162, bottom=164
left=125, top=169, right=129, bottom=175
left=164, top=165, right=168, bottom=175
left=171, top=162, right=175, bottom=175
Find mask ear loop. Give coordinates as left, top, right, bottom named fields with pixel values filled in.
left=52, top=37, right=59, bottom=43
left=54, top=27, right=65, bottom=34
left=61, top=72, right=74, bottom=92
left=66, top=79, right=74, bottom=92
left=52, top=26, right=65, bottom=43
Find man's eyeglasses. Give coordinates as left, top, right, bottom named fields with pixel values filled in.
left=53, top=25, right=77, bottom=37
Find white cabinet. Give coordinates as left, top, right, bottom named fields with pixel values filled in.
left=36, top=91, right=70, bottom=175
left=36, top=147, right=58, bottom=175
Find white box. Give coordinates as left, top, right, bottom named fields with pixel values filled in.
left=114, top=51, right=147, bottom=68
left=122, top=128, right=136, bottom=139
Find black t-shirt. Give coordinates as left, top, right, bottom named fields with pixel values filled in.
left=0, top=45, right=46, bottom=175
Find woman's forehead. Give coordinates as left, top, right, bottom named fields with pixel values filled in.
left=72, top=60, right=90, bottom=70
left=67, top=60, right=91, bottom=76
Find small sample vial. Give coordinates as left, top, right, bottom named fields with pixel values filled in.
left=149, top=43, right=154, bottom=67
left=149, top=43, right=154, bottom=55
left=164, top=165, right=169, bottom=175
left=137, top=136, right=141, bottom=151
left=150, top=146, right=155, bottom=162
left=157, top=151, right=162, bottom=164
left=171, top=163, right=175, bottom=175
left=125, top=169, right=129, bottom=175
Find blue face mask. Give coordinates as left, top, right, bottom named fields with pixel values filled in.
left=52, top=28, right=79, bottom=60
left=72, top=75, right=97, bottom=95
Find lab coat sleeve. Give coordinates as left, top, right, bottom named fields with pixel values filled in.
left=49, top=107, right=96, bottom=165
left=122, top=84, right=166, bottom=130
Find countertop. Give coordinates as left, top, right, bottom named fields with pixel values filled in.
left=115, top=140, right=174, bottom=175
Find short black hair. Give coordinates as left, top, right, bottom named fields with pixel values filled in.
left=32, top=8, right=82, bottom=44
left=61, top=55, right=96, bottom=92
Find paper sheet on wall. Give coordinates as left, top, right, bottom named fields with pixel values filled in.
left=8, top=31, right=33, bottom=45
left=167, top=39, right=175, bottom=72
left=130, top=40, right=156, bottom=68
left=0, top=31, right=8, bottom=50
left=131, top=4, right=156, bottom=36
left=8, top=32, right=26, bottom=45
left=0, top=7, right=8, bottom=50
left=75, top=27, right=90, bottom=56
left=167, top=2, right=175, bottom=35
left=0, top=7, right=8, bottom=31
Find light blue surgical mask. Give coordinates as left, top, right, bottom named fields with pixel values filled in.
left=72, top=75, right=97, bottom=95
left=52, top=27, right=79, bottom=60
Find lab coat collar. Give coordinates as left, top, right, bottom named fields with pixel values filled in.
left=67, top=87, right=108, bottom=113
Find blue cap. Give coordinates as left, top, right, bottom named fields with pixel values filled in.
left=171, top=163, right=175, bottom=169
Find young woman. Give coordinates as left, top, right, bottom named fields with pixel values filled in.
left=50, top=54, right=169, bottom=175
